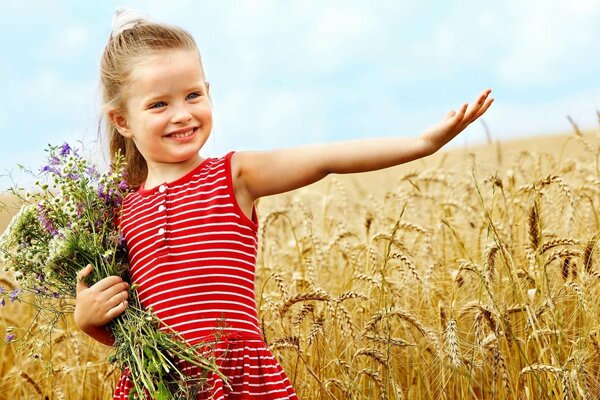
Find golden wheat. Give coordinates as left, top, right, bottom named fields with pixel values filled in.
left=3, top=133, right=600, bottom=399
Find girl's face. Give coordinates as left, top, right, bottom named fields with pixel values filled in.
left=112, top=49, right=212, bottom=177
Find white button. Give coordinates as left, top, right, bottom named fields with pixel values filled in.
left=158, top=185, right=167, bottom=193
left=158, top=205, right=166, bottom=212
left=158, top=228, right=165, bottom=235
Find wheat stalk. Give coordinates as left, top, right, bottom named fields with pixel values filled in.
left=19, top=371, right=43, bottom=396
left=528, top=200, right=541, bottom=251
left=521, top=363, right=563, bottom=376
left=390, top=251, right=423, bottom=286
left=363, top=334, right=415, bottom=348
left=292, top=303, right=315, bottom=326
left=355, top=348, right=388, bottom=367
left=325, top=378, right=352, bottom=399
left=444, top=319, right=461, bottom=368
left=279, top=290, right=332, bottom=316
left=363, top=307, right=440, bottom=355
left=565, top=281, right=591, bottom=314
left=541, top=238, right=581, bottom=254
left=307, top=313, right=324, bottom=346
left=582, top=234, right=600, bottom=273
left=357, top=368, right=386, bottom=400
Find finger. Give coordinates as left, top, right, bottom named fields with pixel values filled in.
left=101, top=281, right=130, bottom=303
left=445, top=110, right=456, bottom=119
left=105, top=300, right=128, bottom=321
left=93, top=275, right=124, bottom=292
left=474, top=97, right=494, bottom=119
left=106, top=289, right=129, bottom=311
left=463, top=89, right=489, bottom=117
left=454, top=103, right=468, bottom=121
left=471, top=90, right=492, bottom=117
left=464, top=97, right=487, bottom=122
left=76, top=264, right=93, bottom=295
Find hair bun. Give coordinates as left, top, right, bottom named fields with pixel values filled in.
left=112, top=6, right=150, bottom=37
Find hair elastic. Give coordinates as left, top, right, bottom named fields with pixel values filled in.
left=111, top=6, right=150, bottom=37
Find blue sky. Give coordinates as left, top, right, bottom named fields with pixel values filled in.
left=1, top=0, right=599, bottom=189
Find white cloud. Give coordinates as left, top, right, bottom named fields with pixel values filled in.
left=41, top=25, right=90, bottom=59
left=213, top=85, right=329, bottom=152
left=20, top=69, right=98, bottom=122
left=496, top=0, right=600, bottom=85
left=305, top=6, right=378, bottom=73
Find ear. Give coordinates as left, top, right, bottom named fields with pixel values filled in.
left=109, top=109, right=132, bottom=138
left=205, top=81, right=210, bottom=96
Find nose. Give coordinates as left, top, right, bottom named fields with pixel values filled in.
left=170, top=103, right=192, bottom=124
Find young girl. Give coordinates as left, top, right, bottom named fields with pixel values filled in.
left=74, top=7, right=493, bottom=400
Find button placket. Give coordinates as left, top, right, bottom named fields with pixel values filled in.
left=156, top=185, right=168, bottom=238
left=155, top=185, right=169, bottom=259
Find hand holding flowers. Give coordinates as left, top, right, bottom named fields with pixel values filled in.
left=74, top=263, right=130, bottom=346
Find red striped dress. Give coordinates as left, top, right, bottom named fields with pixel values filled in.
left=113, top=152, right=298, bottom=400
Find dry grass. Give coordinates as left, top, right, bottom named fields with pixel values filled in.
left=2, top=131, right=600, bottom=399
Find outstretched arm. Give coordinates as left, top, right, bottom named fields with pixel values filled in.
left=234, top=89, right=493, bottom=203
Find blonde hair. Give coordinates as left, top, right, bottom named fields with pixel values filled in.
left=100, top=22, right=202, bottom=187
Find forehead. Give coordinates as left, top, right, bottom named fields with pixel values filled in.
left=129, top=49, right=205, bottom=91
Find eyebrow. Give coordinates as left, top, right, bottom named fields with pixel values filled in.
left=142, top=86, right=206, bottom=104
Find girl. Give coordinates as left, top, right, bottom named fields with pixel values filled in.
left=74, top=7, right=493, bottom=400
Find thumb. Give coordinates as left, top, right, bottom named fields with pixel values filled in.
left=76, top=264, right=93, bottom=295
left=445, top=110, right=456, bottom=120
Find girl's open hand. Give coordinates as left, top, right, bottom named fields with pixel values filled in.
left=420, top=89, right=493, bottom=153
left=74, top=264, right=129, bottom=339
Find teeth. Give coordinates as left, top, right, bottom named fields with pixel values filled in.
left=171, top=129, right=194, bottom=138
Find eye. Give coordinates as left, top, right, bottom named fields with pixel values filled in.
left=187, top=92, right=202, bottom=100
left=149, top=101, right=167, bottom=109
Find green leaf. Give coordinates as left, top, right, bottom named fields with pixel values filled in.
left=154, top=382, right=170, bottom=400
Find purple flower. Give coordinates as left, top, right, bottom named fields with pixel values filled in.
left=119, top=232, right=126, bottom=246
left=37, top=204, right=58, bottom=235
left=59, top=143, right=71, bottom=156
left=5, top=333, right=16, bottom=343
left=34, top=287, right=47, bottom=294
left=0, top=286, right=3, bottom=295
left=98, top=184, right=108, bottom=200
left=40, top=165, right=54, bottom=174
left=10, top=289, right=21, bottom=303
left=49, top=156, right=61, bottom=165
left=0, top=299, right=5, bottom=307
left=118, top=180, right=129, bottom=191
left=86, top=166, right=99, bottom=178
left=52, top=292, right=60, bottom=299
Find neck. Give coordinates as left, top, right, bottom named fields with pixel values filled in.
left=144, top=155, right=204, bottom=189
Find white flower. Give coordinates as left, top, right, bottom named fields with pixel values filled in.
left=47, top=230, right=72, bottom=263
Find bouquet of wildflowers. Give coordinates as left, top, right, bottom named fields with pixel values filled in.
left=0, top=143, right=224, bottom=399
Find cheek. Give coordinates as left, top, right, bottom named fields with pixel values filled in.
left=199, top=106, right=213, bottom=124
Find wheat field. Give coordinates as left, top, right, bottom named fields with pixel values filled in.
left=1, top=130, right=600, bottom=399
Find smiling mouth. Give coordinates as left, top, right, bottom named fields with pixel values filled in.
left=167, top=128, right=197, bottom=138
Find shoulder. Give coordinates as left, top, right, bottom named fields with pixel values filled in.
left=227, top=151, right=257, bottom=213
left=229, top=151, right=241, bottom=179
left=229, top=151, right=259, bottom=193
left=229, top=150, right=264, bottom=180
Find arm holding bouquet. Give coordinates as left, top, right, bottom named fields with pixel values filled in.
left=74, top=264, right=129, bottom=346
